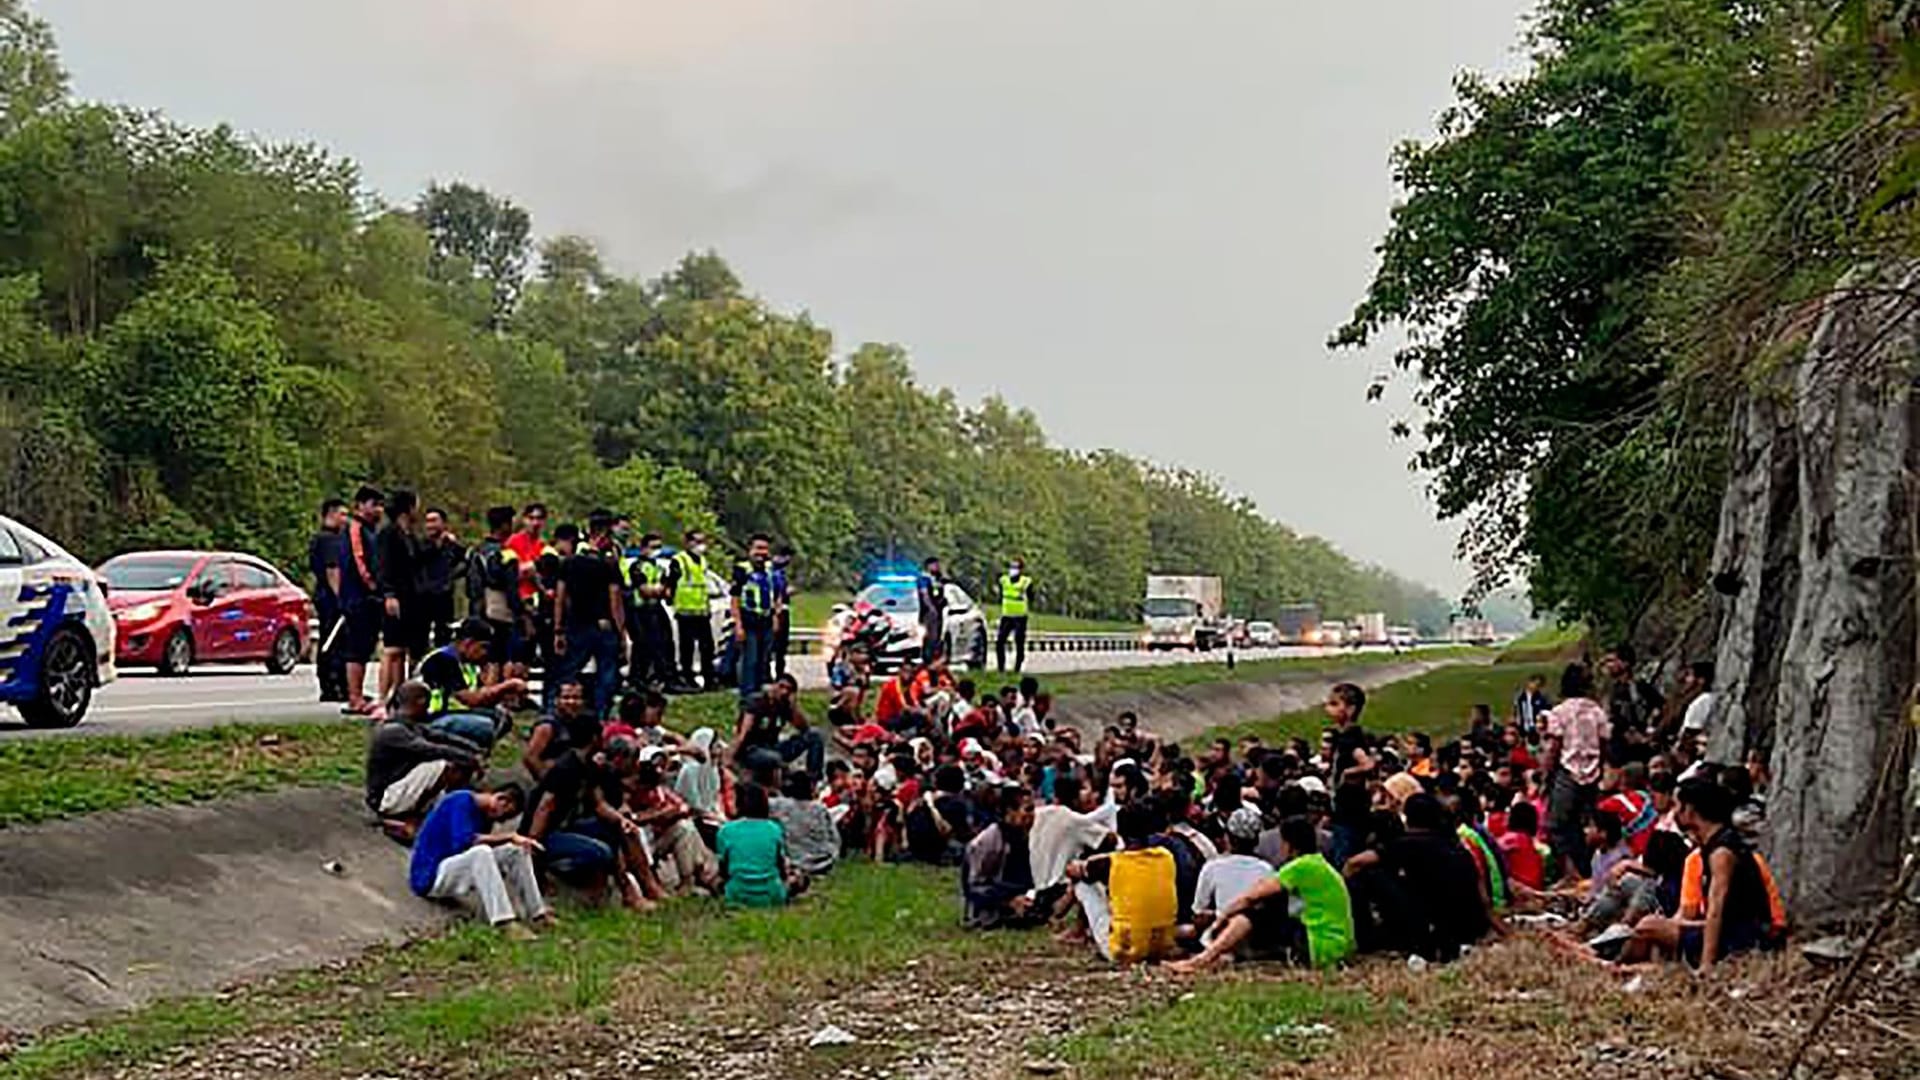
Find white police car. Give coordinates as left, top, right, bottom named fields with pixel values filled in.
left=0, top=515, right=116, bottom=728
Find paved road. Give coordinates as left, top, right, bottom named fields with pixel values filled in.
left=0, top=644, right=1408, bottom=739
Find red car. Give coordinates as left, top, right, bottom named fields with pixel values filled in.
left=98, top=550, right=312, bottom=676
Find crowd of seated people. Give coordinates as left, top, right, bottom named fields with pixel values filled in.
left=375, top=626, right=1785, bottom=980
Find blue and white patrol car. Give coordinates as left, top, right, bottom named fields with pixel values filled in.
left=0, top=515, right=116, bottom=728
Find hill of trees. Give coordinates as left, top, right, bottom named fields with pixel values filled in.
left=0, top=2, right=1450, bottom=629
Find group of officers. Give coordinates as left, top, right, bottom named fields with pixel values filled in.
left=310, top=494, right=1043, bottom=718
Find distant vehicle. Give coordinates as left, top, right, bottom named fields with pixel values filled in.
left=1388, top=624, right=1418, bottom=649
left=824, top=577, right=988, bottom=670
left=1225, top=617, right=1251, bottom=649
left=0, top=515, right=116, bottom=728
left=98, top=551, right=312, bottom=676
left=1315, top=620, right=1349, bottom=647
left=1274, top=603, right=1320, bottom=644
left=1143, top=574, right=1227, bottom=651
left=1353, top=612, right=1389, bottom=645
left=1247, top=620, right=1281, bottom=648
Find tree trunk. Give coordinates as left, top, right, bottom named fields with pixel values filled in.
left=1714, top=264, right=1920, bottom=923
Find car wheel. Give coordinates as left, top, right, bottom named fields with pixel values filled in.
left=19, top=626, right=93, bottom=729
left=266, top=627, right=300, bottom=675
left=159, top=629, right=194, bottom=676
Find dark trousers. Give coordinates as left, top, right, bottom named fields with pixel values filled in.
left=996, top=616, right=1029, bottom=673
left=741, top=729, right=826, bottom=778
left=315, top=595, right=348, bottom=700
left=677, top=612, right=716, bottom=689
left=922, top=615, right=944, bottom=662
left=555, top=623, right=621, bottom=719
left=773, top=615, right=791, bottom=678
left=630, top=604, right=675, bottom=688
left=737, top=624, right=774, bottom=703
left=421, top=591, right=457, bottom=649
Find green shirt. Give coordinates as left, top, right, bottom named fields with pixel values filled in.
left=716, top=817, right=788, bottom=908
left=1273, top=853, right=1355, bottom=968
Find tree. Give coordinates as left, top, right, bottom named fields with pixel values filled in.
left=416, top=181, right=532, bottom=328
left=0, top=0, right=63, bottom=136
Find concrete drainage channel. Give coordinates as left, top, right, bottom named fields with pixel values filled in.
left=0, top=658, right=1453, bottom=1035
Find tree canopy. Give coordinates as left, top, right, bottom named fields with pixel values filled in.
left=0, top=7, right=1450, bottom=629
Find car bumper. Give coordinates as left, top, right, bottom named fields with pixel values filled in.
left=112, top=623, right=174, bottom=665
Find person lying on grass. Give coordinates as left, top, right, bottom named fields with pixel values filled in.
left=1169, top=815, right=1354, bottom=973
left=409, top=782, right=553, bottom=940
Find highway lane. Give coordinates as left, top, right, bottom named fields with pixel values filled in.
left=0, top=644, right=1401, bottom=739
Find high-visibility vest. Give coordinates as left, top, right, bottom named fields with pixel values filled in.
left=672, top=551, right=709, bottom=614
left=736, top=560, right=774, bottom=617
left=621, top=555, right=667, bottom=603
left=999, top=573, right=1033, bottom=618
left=424, top=645, right=479, bottom=717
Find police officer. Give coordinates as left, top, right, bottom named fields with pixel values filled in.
left=309, top=498, right=349, bottom=702
left=732, top=534, right=779, bottom=703
left=672, top=528, right=717, bottom=691
left=996, top=556, right=1035, bottom=673
left=917, top=555, right=947, bottom=663
left=771, top=544, right=795, bottom=678
left=622, top=532, right=679, bottom=691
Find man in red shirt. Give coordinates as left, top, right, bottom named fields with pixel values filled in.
left=504, top=503, right=550, bottom=604
left=874, top=660, right=919, bottom=732
left=1598, top=761, right=1657, bottom=857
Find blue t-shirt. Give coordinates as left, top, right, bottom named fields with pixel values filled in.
left=410, top=790, right=484, bottom=896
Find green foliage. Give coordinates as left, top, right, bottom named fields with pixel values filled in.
left=0, top=17, right=1448, bottom=621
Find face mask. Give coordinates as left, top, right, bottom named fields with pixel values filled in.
left=1008, top=566, right=1022, bottom=578
left=692, top=543, right=707, bottom=556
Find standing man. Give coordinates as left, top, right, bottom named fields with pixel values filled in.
left=622, top=533, right=679, bottom=692
left=732, top=534, right=779, bottom=703
left=309, top=498, right=349, bottom=703
left=335, top=486, right=385, bottom=716
left=1602, top=644, right=1664, bottom=766
left=672, top=529, right=717, bottom=692
left=417, top=507, right=465, bottom=650
left=917, top=556, right=948, bottom=663
left=504, top=503, right=551, bottom=605
left=376, top=489, right=424, bottom=706
left=466, top=506, right=525, bottom=684
left=997, top=557, right=1034, bottom=674
left=771, top=545, right=796, bottom=679
left=553, top=511, right=628, bottom=719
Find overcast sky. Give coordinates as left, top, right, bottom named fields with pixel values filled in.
left=39, top=1, right=1534, bottom=595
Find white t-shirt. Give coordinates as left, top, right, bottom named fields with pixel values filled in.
left=1193, top=854, right=1273, bottom=916
left=1681, top=691, right=1717, bottom=734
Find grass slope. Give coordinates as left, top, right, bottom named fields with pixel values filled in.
left=1206, top=659, right=1558, bottom=747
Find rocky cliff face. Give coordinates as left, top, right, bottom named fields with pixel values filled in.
left=1710, top=264, right=1919, bottom=923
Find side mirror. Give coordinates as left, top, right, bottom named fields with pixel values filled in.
left=188, top=581, right=215, bottom=605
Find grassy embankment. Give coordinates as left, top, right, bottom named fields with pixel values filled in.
left=4, top=658, right=1850, bottom=1080
left=0, top=648, right=1480, bottom=828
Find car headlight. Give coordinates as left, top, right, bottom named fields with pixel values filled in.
left=118, top=601, right=168, bottom=623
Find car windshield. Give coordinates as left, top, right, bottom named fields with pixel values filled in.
left=1144, top=597, right=1199, bottom=618
left=1250, top=622, right=1275, bottom=634
left=100, top=556, right=198, bottom=591
left=857, top=581, right=920, bottom=615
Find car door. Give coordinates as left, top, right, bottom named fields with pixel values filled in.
left=0, top=525, right=26, bottom=696
left=232, top=561, right=280, bottom=659
left=189, top=559, right=241, bottom=660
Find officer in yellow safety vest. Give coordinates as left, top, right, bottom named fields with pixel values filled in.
left=414, top=617, right=526, bottom=749
left=621, top=532, right=679, bottom=691
left=671, top=528, right=717, bottom=691
left=997, top=557, right=1035, bottom=673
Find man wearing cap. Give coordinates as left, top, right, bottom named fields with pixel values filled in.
left=1188, top=807, right=1280, bottom=943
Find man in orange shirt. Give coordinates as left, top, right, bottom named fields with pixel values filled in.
left=503, top=503, right=550, bottom=604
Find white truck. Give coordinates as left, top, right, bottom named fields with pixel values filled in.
left=1354, top=611, right=1389, bottom=645
left=1143, top=574, right=1227, bottom=651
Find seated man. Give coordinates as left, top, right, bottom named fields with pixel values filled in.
left=1343, top=793, right=1491, bottom=962
left=409, top=782, right=550, bottom=937
left=1185, top=807, right=1278, bottom=943
left=716, top=782, right=808, bottom=907
left=1066, top=802, right=1178, bottom=965
left=624, top=754, right=718, bottom=895
left=521, top=732, right=660, bottom=911
left=1622, top=779, right=1780, bottom=970
left=904, top=764, right=974, bottom=865
left=963, top=786, right=1043, bottom=929
left=731, top=674, right=826, bottom=778
left=770, top=770, right=842, bottom=878
left=1171, top=815, right=1355, bottom=972
left=417, top=617, right=528, bottom=749
left=365, top=680, right=484, bottom=840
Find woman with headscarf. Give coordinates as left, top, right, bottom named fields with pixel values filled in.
left=675, top=727, right=729, bottom=844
